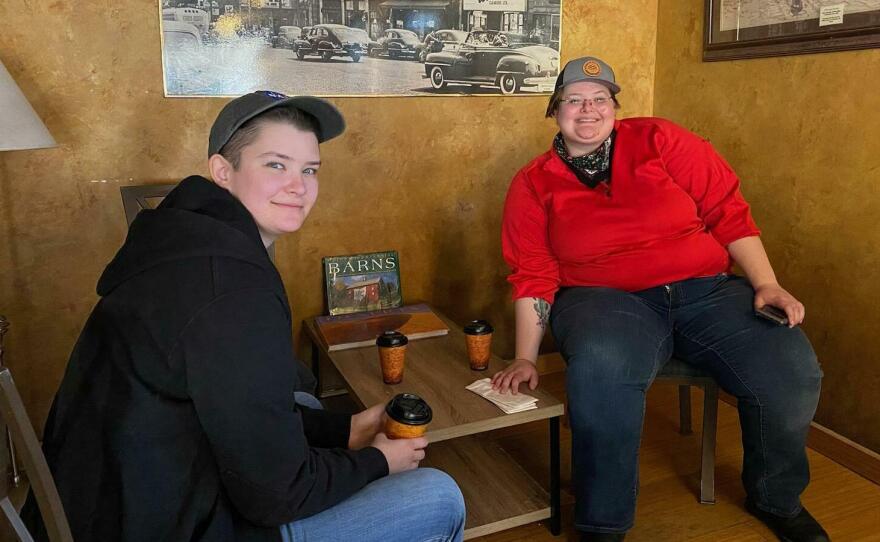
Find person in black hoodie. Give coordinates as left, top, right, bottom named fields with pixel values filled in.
left=23, top=91, right=465, bottom=542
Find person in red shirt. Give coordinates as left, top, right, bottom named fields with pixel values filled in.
left=492, top=57, right=827, bottom=542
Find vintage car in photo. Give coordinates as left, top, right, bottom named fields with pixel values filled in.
left=472, top=30, right=533, bottom=47
left=162, top=21, right=206, bottom=94
left=416, top=29, right=468, bottom=63
left=272, top=26, right=301, bottom=49
left=423, top=30, right=559, bottom=95
left=294, top=24, right=369, bottom=62
left=369, top=28, right=422, bottom=60
left=162, top=20, right=253, bottom=96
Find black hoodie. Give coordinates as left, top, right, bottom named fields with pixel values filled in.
left=23, top=176, right=388, bottom=542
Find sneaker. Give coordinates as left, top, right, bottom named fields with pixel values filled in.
left=746, top=500, right=830, bottom=541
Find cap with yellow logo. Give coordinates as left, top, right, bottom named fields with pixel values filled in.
left=554, top=56, right=620, bottom=94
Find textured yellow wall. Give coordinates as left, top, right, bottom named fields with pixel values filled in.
left=654, top=0, right=880, bottom=452
left=0, top=0, right=658, bottom=433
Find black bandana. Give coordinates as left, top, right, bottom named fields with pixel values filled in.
left=553, top=131, right=614, bottom=189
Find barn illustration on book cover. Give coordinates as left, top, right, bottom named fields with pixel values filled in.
left=322, top=250, right=403, bottom=316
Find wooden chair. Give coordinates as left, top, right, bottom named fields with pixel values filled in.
left=0, top=316, right=73, bottom=541
left=120, top=183, right=177, bottom=225
left=656, top=358, right=719, bottom=504
left=120, top=183, right=276, bottom=261
left=554, top=351, right=719, bottom=505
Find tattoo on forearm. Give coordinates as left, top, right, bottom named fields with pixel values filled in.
left=533, top=298, right=550, bottom=331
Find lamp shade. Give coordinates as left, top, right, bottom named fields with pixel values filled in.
left=0, top=60, right=56, bottom=151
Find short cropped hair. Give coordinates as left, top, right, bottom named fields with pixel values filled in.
left=219, top=107, right=320, bottom=169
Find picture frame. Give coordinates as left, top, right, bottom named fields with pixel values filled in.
left=703, top=0, right=880, bottom=61
left=159, top=0, right=562, bottom=97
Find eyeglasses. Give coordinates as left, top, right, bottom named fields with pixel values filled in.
left=558, top=96, right=613, bottom=109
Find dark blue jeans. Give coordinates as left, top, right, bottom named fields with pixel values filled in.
left=551, top=275, right=822, bottom=534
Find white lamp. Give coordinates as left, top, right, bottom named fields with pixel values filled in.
left=0, top=59, right=54, bottom=488
left=0, top=59, right=56, bottom=151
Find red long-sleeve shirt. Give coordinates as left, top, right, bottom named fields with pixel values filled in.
left=502, top=117, right=760, bottom=304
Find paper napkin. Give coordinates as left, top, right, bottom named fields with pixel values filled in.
left=466, top=378, right=538, bottom=414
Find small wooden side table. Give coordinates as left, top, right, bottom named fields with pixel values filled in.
left=303, top=310, right=564, bottom=539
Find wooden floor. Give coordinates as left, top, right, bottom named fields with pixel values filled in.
left=9, top=373, right=878, bottom=541
left=472, top=372, right=880, bottom=542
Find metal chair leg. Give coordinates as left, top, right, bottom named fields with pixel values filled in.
left=700, top=383, right=718, bottom=504
left=678, top=385, right=693, bottom=434
left=549, top=417, right=561, bottom=535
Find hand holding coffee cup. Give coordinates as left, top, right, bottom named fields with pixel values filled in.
left=369, top=432, right=427, bottom=474
left=384, top=393, right=432, bottom=439
left=376, top=331, right=408, bottom=384
left=463, top=320, right=494, bottom=371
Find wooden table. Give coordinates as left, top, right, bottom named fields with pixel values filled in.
left=303, top=311, right=564, bottom=539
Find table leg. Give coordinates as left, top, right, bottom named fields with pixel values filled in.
left=550, top=416, right=561, bottom=535
left=310, top=340, right=321, bottom=397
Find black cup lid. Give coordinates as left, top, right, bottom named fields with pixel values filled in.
left=385, top=393, right=432, bottom=425
left=376, top=331, right=409, bottom=347
left=463, top=320, right=493, bottom=335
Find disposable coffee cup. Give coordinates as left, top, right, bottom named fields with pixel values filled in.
left=384, top=393, right=432, bottom=439
left=376, top=331, right=408, bottom=384
left=463, top=320, right=494, bottom=371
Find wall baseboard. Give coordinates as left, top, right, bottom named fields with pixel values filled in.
left=536, top=353, right=880, bottom=486
left=718, top=392, right=880, bottom=485
left=806, top=422, right=880, bottom=485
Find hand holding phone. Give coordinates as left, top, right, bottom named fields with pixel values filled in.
left=755, top=305, right=789, bottom=326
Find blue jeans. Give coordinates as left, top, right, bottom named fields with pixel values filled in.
left=551, top=275, right=822, bottom=534
left=293, top=391, right=324, bottom=410
left=282, top=394, right=466, bottom=542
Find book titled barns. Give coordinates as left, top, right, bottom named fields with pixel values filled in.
left=323, top=251, right=403, bottom=316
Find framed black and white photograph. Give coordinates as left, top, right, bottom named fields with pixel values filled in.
left=704, top=0, right=880, bottom=61
left=160, top=0, right=562, bottom=97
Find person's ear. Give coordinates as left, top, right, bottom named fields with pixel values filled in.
left=209, top=154, right=234, bottom=189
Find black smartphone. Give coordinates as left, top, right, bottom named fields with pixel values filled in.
left=755, top=305, right=789, bottom=326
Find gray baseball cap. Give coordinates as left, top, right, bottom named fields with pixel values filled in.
left=554, top=56, right=620, bottom=94
left=208, top=91, right=345, bottom=157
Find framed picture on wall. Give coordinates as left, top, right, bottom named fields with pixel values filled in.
left=159, top=0, right=562, bottom=97
left=703, top=0, right=880, bottom=61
